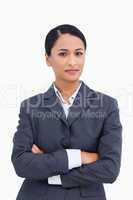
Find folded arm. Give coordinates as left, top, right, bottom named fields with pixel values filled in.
left=48, top=149, right=82, bottom=184
left=60, top=99, right=122, bottom=188
left=11, top=100, right=69, bottom=180
left=47, top=150, right=99, bottom=184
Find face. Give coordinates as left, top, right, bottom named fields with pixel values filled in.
left=45, top=33, right=86, bottom=83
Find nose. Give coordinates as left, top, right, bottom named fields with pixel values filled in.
left=68, top=55, right=76, bottom=66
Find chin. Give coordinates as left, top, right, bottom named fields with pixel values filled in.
left=60, top=73, right=81, bottom=83
left=64, top=77, right=80, bottom=83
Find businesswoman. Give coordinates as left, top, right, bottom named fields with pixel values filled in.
left=11, top=24, right=122, bottom=200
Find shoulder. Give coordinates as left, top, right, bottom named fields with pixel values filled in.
left=19, top=93, right=46, bottom=116
left=20, top=93, right=44, bottom=107
left=85, top=83, right=119, bottom=111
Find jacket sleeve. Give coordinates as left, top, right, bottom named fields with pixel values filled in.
left=11, top=100, right=69, bottom=180
left=60, top=99, right=122, bottom=188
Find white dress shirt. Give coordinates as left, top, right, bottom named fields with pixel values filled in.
left=48, top=81, right=82, bottom=184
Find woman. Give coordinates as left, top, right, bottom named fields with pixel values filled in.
left=11, top=24, right=122, bottom=200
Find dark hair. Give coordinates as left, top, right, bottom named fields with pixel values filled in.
left=45, top=24, right=87, bottom=56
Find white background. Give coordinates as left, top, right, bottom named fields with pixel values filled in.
left=0, top=0, right=132, bottom=199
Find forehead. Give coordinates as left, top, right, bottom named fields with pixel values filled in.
left=52, top=33, right=85, bottom=50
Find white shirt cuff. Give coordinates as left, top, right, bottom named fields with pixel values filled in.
left=66, top=149, right=82, bottom=169
left=48, top=175, right=62, bottom=184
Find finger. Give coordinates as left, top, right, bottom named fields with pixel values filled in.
left=32, top=145, right=41, bottom=152
left=32, top=147, right=38, bottom=154
left=33, top=146, right=43, bottom=153
left=32, top=147, right=42, bottom=154
left=32, top=145, right=40, bottom=152
left=33, top=144, right=40, bottom=150
left=32, top=144, right=44, bottom=153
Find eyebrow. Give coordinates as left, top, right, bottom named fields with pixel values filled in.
left=58, top=48, right=84, bottom=51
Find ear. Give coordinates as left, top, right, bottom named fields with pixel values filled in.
left=45, top=53, right=51, bottom=67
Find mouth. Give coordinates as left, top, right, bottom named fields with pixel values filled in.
left=64, top=69, right=80, bottom=75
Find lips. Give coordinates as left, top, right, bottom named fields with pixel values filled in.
left=65, top=69, right=80, bottom=72
left=64, top=69, right=80, bottom=75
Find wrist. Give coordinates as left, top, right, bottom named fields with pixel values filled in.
left=81, top=151, right=86, bottom=164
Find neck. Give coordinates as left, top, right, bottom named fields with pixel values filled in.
left=54, top=79, right=81, bottom=99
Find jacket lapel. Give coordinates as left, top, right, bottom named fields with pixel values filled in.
left=42, top=84, right=68, bottom=126
left=67, top=81, right=92, bottom=126
left=42, top=81, right=95, bottom=127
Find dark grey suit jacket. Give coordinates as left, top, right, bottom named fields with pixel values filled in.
left=11, top=81, right=122, bottom=200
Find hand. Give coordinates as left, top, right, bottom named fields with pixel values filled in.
left=31, top=145, right=99, bottom=164
left=81, top=151, right=99, bottom=164
left=31, top=144, right=44, bottom=154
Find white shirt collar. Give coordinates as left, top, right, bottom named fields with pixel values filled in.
left=53, top=80, right=82, bottom=105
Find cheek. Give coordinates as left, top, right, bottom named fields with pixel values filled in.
left=52, top=62, right=65, bottom=74
left=52, top=56, right=66, bottom=66
left=54, top=59, right=67, bottom=71
left=78, top=58, right=85, bottom=67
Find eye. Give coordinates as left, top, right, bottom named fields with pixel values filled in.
left=75, top=52, right=83, bottom=56
left=58, top=52, right=67, bottom=57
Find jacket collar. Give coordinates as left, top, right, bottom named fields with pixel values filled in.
left=42, top=80, right=100, bottom=127
left=53, top=80, right=82, bottom=105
